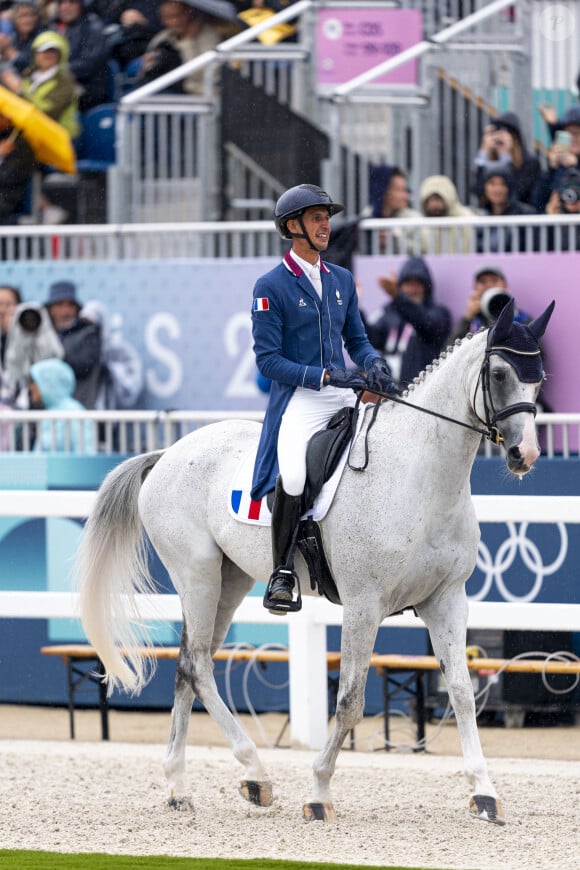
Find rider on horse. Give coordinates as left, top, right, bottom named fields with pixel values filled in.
left=251, top=183, right=397, bottom=614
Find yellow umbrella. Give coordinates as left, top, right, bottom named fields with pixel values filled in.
left=237, top=7, right=296, bottom=46
left=0, top=84, right=76, bottom=174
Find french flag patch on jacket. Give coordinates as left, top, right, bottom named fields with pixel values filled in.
left=253, top=297, right=269, bottom=312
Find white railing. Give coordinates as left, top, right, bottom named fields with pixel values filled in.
left=0, top=410, right=577, bottom=457
left=1, top=489, right=579, bottom=748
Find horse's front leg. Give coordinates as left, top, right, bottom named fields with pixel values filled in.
left=304, top=603, right=381, bottom=823
left=418, top=589, right=506, bottom=826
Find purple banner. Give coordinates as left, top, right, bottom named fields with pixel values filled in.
left=316, top=8, right=422, bottom=88
left=354, top=252, right=580, bottom=416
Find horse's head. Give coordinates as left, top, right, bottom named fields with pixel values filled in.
left=476, top=299, right=555, bottom=475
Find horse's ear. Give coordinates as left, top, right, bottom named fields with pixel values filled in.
left=489, top=297, right=515, bottom=344
left=527, top=300, right=555, bottom=340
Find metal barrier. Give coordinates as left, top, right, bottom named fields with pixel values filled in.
left=0, top=409, right=577, bottom=457
left=1, top=213, right=579, bottom=258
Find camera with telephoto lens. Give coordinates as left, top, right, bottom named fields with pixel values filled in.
left=480, top=287, right=512, bottom=322
left=17, top=306, right=42, bottom=333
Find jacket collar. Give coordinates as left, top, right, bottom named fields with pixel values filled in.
left=283, top=249, right=330, bottom=276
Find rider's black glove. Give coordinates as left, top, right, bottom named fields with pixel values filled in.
left=324, top=368, right=368, bottom=391
left=366, top=358, right=399, bottom=396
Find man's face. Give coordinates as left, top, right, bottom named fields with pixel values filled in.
left=48, top=299, right=78, bottom=331
left=288, top=206, right=331, bottom=253
left=399, top=277, right=426, bottom=303
left=160, top=1, right=195, bottom=36
left=423, top=194, right=447, bottom=217
left=57, top=0, right=83, bottom=24
left=474, top=272, right=508, bottom=297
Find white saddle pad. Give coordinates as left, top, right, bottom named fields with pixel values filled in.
left=229, top=405, right=368, bottom=526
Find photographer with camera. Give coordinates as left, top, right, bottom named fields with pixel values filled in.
left=1, top=300, right=64, bottom=407
left=544, top=168, right=580, bottom=252
left=449, top=264, right=532, bottom=344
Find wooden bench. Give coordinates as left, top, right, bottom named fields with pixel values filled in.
left=40, top=644, right=342, bottom=741
left=41, top=645, right=580, bottom=746
left=368, top=653, right=580, bottom=748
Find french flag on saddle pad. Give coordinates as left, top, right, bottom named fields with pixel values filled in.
left=231, top=489, right=265, bottom=522
left=253, top=297, right=269, bottom=312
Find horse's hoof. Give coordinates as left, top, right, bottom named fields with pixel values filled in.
left=469, top=794, right=506, bottom=826
left=239, top=779, right=274, bottom=807
left=303, top=801, right=337, bottom=823
left=167, top=796, right=195, bottom=813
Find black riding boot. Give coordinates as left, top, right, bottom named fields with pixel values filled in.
left=263, top=478, right=303, bottom=614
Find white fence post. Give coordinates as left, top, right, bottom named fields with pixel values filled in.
left=287, top=600, right=328, bottom=749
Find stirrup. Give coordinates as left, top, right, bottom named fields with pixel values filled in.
left=263, top=568, right=302, bottom=614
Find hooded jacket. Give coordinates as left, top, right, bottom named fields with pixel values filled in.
left=476, top=162, right=537, bottom=253
left=51, top=7, right=109, bottom=111
left=362, top=256, right=451, bottom=389
left=418, top=175, right=476, bottom=253
left=22, top=31, right=79, bottom=138
left=29, top=357, right=95, bottom=452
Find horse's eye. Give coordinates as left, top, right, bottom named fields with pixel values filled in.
left=492, top=368, right=506, bottom=383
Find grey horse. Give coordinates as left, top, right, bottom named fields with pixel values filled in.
left=77, top=299, right=554, bottom=825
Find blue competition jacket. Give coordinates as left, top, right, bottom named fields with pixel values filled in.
left=250, top=251, right=379, bottom=500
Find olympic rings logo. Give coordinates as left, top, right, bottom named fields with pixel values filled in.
left=467, top=522, right=568, bottom=603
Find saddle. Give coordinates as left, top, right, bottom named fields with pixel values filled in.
left=267, top=405, right=357, bottom=606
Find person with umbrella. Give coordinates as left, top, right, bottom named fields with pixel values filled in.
left=0, top=110, right=37, bottom=224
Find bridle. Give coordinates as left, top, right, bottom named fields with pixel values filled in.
left=472, top=333, right=540, bottom=446
left=348, top=332, right=541, bottom=472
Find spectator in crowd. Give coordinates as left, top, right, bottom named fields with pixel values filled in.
left=360, top=256, right=451, bottom=390
left=80, top=299, right=144, bottom=409
left=0, top=31, right=79, bottom=139
left=0, top=285, right=21, bottom=369
left=101, top=0, right=161, bottom=71
left=535, top=104, right=580, bottom=211
left=28, top=357, right=96, bottom=452
left=367, top=164, right=421, bottom=254
left=471, top=112, right=541, bottom=207
left=44, top=280, right=102, bottom=409
left=448, top=263, right=532, bottom=343
left=51, top=0, right=110, bottom=111
left=0, top=111, right=37, bottom=225
left=2, top=300, right=64, bottom=406
left=418, top=174, right=476, bottom=253
left=138, top=0, right=223, bottom=95
left=475, top=162, right=536, bottom=253
left=0, top=0, right=44, bottom=74
left=544, top=167, right=580, bottom=252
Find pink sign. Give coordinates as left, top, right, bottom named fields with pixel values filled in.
left=316, top=8, right=422, bottom=88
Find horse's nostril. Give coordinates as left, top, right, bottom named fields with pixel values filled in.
left=508, top=445, right=522, bottom=462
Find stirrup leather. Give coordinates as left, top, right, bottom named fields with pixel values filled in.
left=263, top=568, right=302, bottom=613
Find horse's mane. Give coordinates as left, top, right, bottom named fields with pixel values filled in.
left=399, top=327, right=487, bottom=400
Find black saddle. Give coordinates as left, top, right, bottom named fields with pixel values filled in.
left=266, top=405, right=357, bottom=606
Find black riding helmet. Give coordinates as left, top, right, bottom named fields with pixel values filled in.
left=274, top=184, right=344, bottom=248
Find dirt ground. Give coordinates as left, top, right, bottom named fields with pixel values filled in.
left=1, top=703, right=579, bottom=759
left=1, top=705, right=580, bottom=869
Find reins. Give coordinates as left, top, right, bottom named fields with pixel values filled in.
left=347, top=335, right=540, bottom=472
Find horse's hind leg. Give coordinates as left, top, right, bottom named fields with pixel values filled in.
left=164, top=555, right=273, bottom=809
left=418, top=589, right=506, bottom=826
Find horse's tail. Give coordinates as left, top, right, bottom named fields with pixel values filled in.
left=76, top=449, right=165, bottom=695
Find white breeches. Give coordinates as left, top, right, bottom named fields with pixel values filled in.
left=277, top=385, right=356, bottom=496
